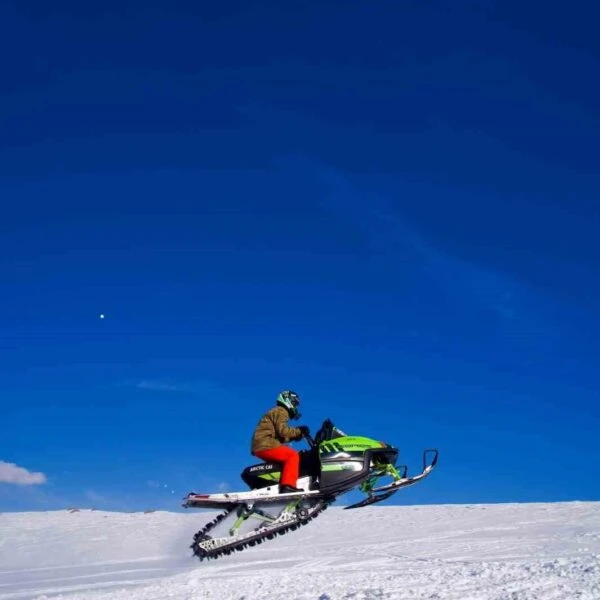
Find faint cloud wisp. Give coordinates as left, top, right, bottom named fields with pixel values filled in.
left=136, top=380, right=192, bottom=393
left=318, top=167, right=527, bottom=324
left=85, top=489, right=111, bottom=505
left=129, top=378, right=240, bottom=406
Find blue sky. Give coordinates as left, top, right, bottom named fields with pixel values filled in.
left=1, top=0, right=599, bottom=512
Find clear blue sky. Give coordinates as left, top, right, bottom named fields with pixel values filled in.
left=1, top=0, right=599, bottom=512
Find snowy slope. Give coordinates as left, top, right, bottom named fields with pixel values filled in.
left=1, top=502, right=599, bottom=600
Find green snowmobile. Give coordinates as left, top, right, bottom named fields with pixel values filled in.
left=183, top=418, right=438, bottom=561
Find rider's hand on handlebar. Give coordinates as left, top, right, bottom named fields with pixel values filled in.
left=297, top=425, right=310, bottom=438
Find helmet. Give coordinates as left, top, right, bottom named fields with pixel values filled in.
left=276, top=389, right=301, bottom=420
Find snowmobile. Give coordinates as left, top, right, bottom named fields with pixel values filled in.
left=182, top=418, right=438, bottom=562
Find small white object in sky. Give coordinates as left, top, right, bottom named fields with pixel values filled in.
left=99, top=314, right=105, bottom=320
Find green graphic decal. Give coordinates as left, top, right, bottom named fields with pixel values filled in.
left=258, top=472, right=281, bottom=481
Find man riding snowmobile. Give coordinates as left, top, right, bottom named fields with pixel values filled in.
left=250, top=390, right=310, bottom=494
left=184, top=409, right=439, bottom=562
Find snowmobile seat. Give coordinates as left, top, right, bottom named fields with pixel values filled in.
left=241, top=450, right=319, bottom=489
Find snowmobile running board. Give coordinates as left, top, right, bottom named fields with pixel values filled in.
left=183, top=488, right=322, bottom=510
left=344, top=448, right=438, bottom=509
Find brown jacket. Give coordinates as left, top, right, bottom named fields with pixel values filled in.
left=251, top=406, right=302, bottom=454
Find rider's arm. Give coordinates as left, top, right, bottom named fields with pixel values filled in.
left=272, top=408, right=302, bottom=442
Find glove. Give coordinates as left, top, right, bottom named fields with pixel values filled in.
left=297, top=425, right=310, bottom=438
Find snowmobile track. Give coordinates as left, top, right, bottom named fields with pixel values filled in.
left=190, top=500, right=333, bottom=562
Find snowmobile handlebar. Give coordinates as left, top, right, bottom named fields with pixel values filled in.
left=303, top=432, right=316, bottom=448
left=301, top=418, right=335, bottom=449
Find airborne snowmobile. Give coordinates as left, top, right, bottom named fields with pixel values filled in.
left=183, top=418, right=438, bottom=562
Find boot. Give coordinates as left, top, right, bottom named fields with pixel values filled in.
left=279, top=484, right=302, bottom=494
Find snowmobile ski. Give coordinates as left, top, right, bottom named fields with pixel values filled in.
left=343, top=488, right=398, bottom=509
left=344, top=448, right=438, bottom=509
left=372, top=448, right=438, bottom=493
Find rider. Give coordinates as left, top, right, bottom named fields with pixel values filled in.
left=251, top=390, right=310, bottom=494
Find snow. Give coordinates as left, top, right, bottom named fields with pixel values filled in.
left=1, top=502, right=599, bottom=600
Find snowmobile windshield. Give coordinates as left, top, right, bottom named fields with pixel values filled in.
left=315, top=419, right=346, bottom=443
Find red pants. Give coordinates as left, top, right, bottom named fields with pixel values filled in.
left=253, top=446, right=299, bottom=487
